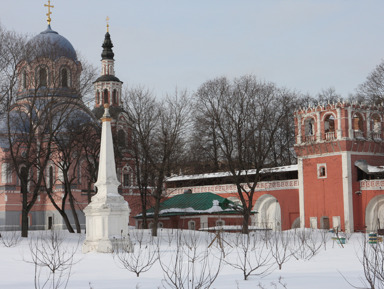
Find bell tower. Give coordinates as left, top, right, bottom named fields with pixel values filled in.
left=94, top=19, right=123, bottom=109
left=294, top=101, right=384, bottom=233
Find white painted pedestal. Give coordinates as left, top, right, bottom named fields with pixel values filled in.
left=82, top=104, right=132, bottom=253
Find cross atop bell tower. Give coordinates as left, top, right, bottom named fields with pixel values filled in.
left=106, top=16, right=110, bottom=32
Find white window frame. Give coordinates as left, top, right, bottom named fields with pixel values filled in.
left=216, top=219, right=225, bottom=227
left=310, top=217, right=318, bottom=229
left=317, top=163, right=327, bottom=179
left=188, top=220, right=196, bottom=230
left=332, top=216, right=341, bottom=230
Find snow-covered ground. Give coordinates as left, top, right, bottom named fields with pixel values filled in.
left=0, top=228, right=375, bottom=289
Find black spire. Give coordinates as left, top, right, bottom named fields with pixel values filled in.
left=101, top=32, right=114, bottom=60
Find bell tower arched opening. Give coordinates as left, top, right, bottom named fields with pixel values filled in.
left=324, top=114, right=335, bottom=140
left=103, top=89, right=109, bottom=104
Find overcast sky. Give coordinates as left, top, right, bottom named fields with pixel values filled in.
left=2, top=0, right=384, bottom=98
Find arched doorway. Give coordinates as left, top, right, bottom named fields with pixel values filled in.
left=253, top=194, right=282, bottom=231
left=366, top=195, right=384, bottom=232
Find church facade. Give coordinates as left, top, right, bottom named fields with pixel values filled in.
left=0, top=16, right=140, bottom=231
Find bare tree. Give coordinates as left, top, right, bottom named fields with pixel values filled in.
left=317, top=87, right=342, bottom=104
left=123, top=88, right=191, bottom=236
left=26, top=230, right=80, bottom=289
left=355, top=233, right=384, bottom=289
left=355, top=60, right=384, bottom=105
left=112, top=229, right=158, bottom=277
left=44, top=111, right=95, bottom=233
left=0, top=229, right=22, bottom=247
left=80, top=124, right=100, bottom=204
left=187, top=113, right=222, bottom=174
left=194, top=75, right=294, bottom=234
left=158, top=230, right=223, bottom=289
left=0, top=25, right=28, bottom=113
left=269, top=231, right=293, bottom=270
left=290, top=229, right=322, bottom=261
left=123, top=87, right=156, bottom=229
left=5, top=97, right=75, bottom=237
left=225, top=231, right=273, bottom=280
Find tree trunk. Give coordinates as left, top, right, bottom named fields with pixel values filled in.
left=69, top=192, right=81, bottom=233
left=151, top=191, right=161, bottom=237
left=21, top=188, right=29, bottom=238
left=151, top=174, right=164, bottom=237
left=64, top=174, right=81, bottom=234
left=140, top=184, right=148, bottom=229
left=242, top=209, right=250, bottom=235
left=46, top=188, right=75, bottom=233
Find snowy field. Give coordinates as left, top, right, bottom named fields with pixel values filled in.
left=0, top=228, right=377, bottom=289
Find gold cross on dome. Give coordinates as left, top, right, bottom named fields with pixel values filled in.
left=106, top=16, right=110, bottom=32
left=44, top=0, right=54, bottom=25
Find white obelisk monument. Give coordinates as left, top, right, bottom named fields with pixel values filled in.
left=83, top=104, right=132, bottom=253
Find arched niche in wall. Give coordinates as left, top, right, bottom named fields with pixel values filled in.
left=253, top=194, right=281, bottom=231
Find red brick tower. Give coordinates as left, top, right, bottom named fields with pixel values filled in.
left=294, top=102, right=384, bottom=232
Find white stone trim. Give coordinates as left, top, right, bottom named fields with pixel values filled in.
left=341, top=151, right=354, bottom=233
left=297, top=150, right=384, bottom=159
left=167, top=180, right=298, bottom=196
left=360, top=179, right=384, bottom=190
left=348, top=106, right=353, bottom=138
left=316, top=111, right=321, bottom=140
left=336, top=107, right=342, bottom=139
left=298, top=158, right=305, bottom=228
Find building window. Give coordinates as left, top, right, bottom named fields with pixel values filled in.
left=117, top=130, right=126, bottom=148
left=304, top=118, right=316, bottom=142
left=320, top=216, right=330, bottom=230
left=49, top=166, right=54, bottom=189
left=96, top=90, right=100, bottom=104
left=324, top=114, right=335, bottom=140
left=216, top=220, right=225, bottom=227
left=77, top=161, right=82, bottom=184
left=371, top=114, right=381, bottom=139
left=123, top=172, right=130, bottom=187
left=188, top=220, right=196, bottom=230
left=103, top=89, right=109, bottom=104
left=317, top=163, right=327, bottom=178
left=39, top=67, right=48, bottom=87
left=61, top=68, right=68, bottom=87
left=353, top=113, right=364, bottom=131
left=58, top=166, right=64, bottom=183
left=48, top=216, right=53, bottom=230
left=22, top=70, right=27, bottom=89
left=112, top=89, right=117, bottom=105
left=324, top=115, right=335, bottom=133
left=2, top=163, right=12, bottom=184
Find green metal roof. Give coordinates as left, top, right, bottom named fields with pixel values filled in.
left=135, top=192, right=241, bottom=218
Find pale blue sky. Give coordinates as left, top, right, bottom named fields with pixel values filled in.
left=2, top=0, right=384, bottom=98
